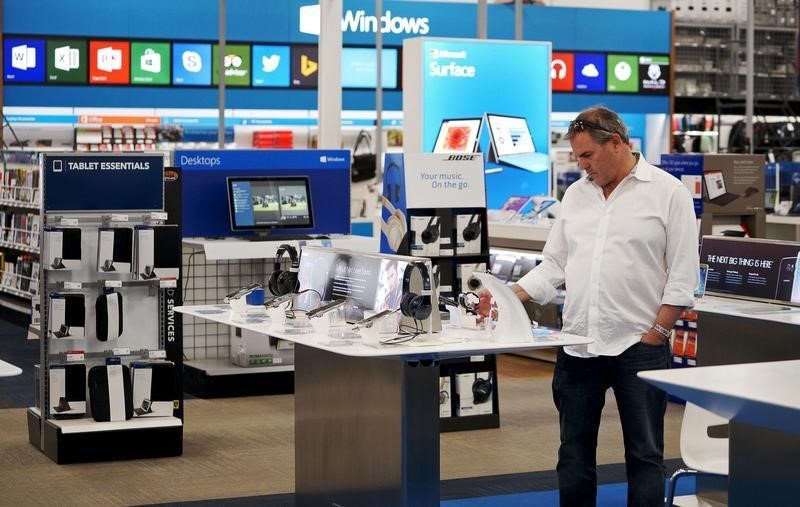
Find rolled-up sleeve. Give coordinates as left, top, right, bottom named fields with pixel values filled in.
left=662, top=184, right=699, bottom=307
left=517, top=214, right=567, bottom=305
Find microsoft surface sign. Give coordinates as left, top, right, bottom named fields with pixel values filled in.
left=299, top=4, right=430, bottom=36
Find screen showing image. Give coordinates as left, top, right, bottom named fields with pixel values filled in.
left=704, top=171, right=727, bottom=200
left=432, top=118, right=482, bottom=153
left=228, top=176, right=313, bottom=230
left=341, top=47, right=398, bottom=89
left=701, top=237, right=800, bottom=304
left=486, top=114, right=536, bottom=157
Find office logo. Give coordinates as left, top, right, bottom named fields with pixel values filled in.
left=301, top=54, right=317, bottom=77
left=183, top=51, right=202, bottom=72
left=11, top=44, right=36, bottom=71
left=131, top=42, right=170, bottom=85
left=299, top=4, right=429, bottom=36
left=89, top=41, right=129, bottom=84
left=140, top=49, right=161, bottom=73
left=253, top=45, right=290, bottom=87
left=54, top=46, right=80, bottom=72
left=97, top=46, right=122, bottom=72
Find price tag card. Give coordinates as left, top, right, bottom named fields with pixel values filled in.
left=65, top=351, right=85, bottom=362
left=110, top=214, right=129, bottom=222
left=63, top=282, right=82, bottom=290
left=105, top=280, right=123, bottom=288
left=60, top=218, right=79, bottom=226
left=112, top=347, right=131, bottom=356
left=469, top=355, right=485, bottom=362
left=159, top=279, right=177, bottom=288
left=150, top=212, right=168, bottom=221
left=149, top=349, right=167, bottom=359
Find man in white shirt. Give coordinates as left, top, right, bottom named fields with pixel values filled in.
left=514, top=107, right=698, bottom=506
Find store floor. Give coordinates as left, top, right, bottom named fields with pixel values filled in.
left=0, top=323, right=685, bottom=506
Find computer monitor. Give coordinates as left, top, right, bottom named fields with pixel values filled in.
left=485, top=113, right=536, bottom=157
left=432, top=118, right=482, bottom=153
left=227, top=176, right=313, bottom=232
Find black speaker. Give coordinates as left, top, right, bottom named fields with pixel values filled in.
left=268, top=244, right=300, bottom=296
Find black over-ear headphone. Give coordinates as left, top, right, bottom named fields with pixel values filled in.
left=268, top=244, right=299, bottom=296
left=462, top=213, right=481, bottom=242
left=400, top=262, right=433, bottom=321
left=421, top=215, right=440, bottom=244
left=472, top=372, right=493, bottom=405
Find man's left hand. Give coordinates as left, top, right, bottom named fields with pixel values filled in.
left=640, top=329, right=668, bottom=346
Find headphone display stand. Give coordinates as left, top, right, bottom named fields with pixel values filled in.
left=380, top=153, right=498, bottom=433
left=470, top=272, right=534, bottom=343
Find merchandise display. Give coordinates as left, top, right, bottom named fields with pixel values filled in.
left=88, top=363, right=133, bottom=422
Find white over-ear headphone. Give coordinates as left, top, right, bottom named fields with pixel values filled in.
left=380, top=195, right=407, bottom=253
left=551, top=59, right=567, bottom=80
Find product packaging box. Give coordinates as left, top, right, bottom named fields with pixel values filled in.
left=439, top=376, right=452, bottom=418
left=44, top=227, right=82, bottom=270
left=49, top=363, right=86, bottom=417
left=131, top=361, right=176, bottom=417
left=456, top=371, right=493, bottom=416
left=410, top=215, right=441, bottom=256
left=88, top=363, right=132, bottom=422
left=455, top=213, right=482, bottom=255
left=97, top=227, right=133, bottom=273
left=49, top=293, right=86, bottom=339
left=230, top=328, right=295, bottom=367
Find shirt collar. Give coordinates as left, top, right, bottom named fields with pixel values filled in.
left=629, top=152, right=652, bottom=182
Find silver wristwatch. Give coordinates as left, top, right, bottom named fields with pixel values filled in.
left=651, top=323, right=672, bottom=340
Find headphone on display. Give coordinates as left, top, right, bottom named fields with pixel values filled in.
left=400, top=262, right=433, bottom=321
left=551, top=59, right=567, bottom=80
left=421, top=216, right=440, bottom=244
left=458, top=291, right=480, bottom=315
left=380, top=160, right=407, bottom=253
left=439, top=377, right=450, bottom=405
left=462, top=213, right=481, bottom=242
left=472, top=372, right=493, bottom=405
left=268, top=244, right=300, bottom=296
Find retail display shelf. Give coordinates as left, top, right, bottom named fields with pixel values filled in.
left=0, top=285, right=34, bottom=300
left=695, top=295, right=800, bottom=325
left=184, top=357, right=294, bottom=376
left=766, top=214, right=800, bottom=225
left=488, top=221, right=551, bottom=252
left=0, top=199, right=39, bottom=210
left=183, top=235, right=378, bottom=261
left=0, top=241, right=39, bottom=254
left=29, top=407, right=183, bottom=434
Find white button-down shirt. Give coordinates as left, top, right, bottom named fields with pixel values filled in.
left=517, top=155, right=699, bottom=357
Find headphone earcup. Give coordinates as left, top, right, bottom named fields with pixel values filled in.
left=463, top=223, right=480, bottom=242
left=400, top=292, right=417, bottom=318
left=276, top=271, right=299, bottom=296
left=472, top=377, right=492, bottom=404
left=410, top=295, right=432, bottom=321
left=268, top=271, right=282, bottom=296
left=387, top=215, right=404, bottom=252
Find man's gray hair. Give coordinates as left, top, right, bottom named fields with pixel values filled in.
left=564, top=106, right=630, bottom=145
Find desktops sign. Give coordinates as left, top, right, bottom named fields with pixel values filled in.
left=299, top=4, right=429, bottom=36
left=428, top=48, right=476, bottom=79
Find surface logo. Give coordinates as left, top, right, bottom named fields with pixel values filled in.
left=300, top=54, right=318, bottom=77
left=581, top=63, right=599, bottom=78
left=11, top=44, right=37, bottom=71
left=262, top=54, right=280, bottom=72
left=140, top=48, right=161, bottom=73
left=97, top=46, right=122, bottom=72
left=54, top=46, right=80, bottom=72
left=428, top=47, right=475, bottom=79
left=299, top=4, right=429, bottom=35
left=182, top=51, right=202, bottom=72
left=614, top=61, right=632, bottom=81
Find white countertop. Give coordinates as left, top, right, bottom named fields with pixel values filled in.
left=695, top=295, right=800, bottom=325
left=183, top=235, right=379, bottom=260
left=0, top=359, right=22, bottom=377
left=175, top=304, right=592, bottom=361
left=766, top=214, right=800, bottom=225
left=639, top=360, right=800, bottom=436
left=487, top=221, right=552, bottom=243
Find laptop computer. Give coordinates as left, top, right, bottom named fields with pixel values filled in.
left=432, top=118, right=482, bottom=153
left=485, top=113, right=548, bottom=173
left=703, top=170, right=739, bottom=206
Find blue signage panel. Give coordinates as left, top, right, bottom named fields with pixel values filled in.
left=176, top=149, right=351, bottom=238
left=418, top=38, right=551, bottom=207
left=660, top=154, right=704, bottom=217
left=43, top=154, right=164, bottom=211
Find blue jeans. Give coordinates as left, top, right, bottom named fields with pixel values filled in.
left=552, top=342, right=671, bottom=507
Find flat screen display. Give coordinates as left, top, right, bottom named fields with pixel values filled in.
left=486, top=114, right=536, bottom=157
left=700, top=236, right=800, bottom=305
left=227, top=176, right=313, bottom=230
left=432, top=118, right=482, bottom=153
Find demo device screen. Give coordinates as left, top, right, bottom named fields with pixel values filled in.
left=228, top=176, right=313, bottom=230
left=432, top=118, right=482, bottom=153
left=486, top=114, right=536, bottom=156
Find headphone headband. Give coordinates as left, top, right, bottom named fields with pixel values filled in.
left=274, top=244, right=299, bottom=271
left=402, top=261, right=432, bottom=296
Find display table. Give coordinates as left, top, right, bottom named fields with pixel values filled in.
left=0, top=358, right=22, bottom=377
left=765, top=213, right=800, bottom=242
left=183, top=234, right=379, bottom=261
left=488, top=221, right=552, bottom=252
left=639, top=360, right=800, bottom=506
left=176, top=304, right=591, bottom=507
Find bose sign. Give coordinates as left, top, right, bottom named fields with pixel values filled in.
left=299, top=5, right=430, bottom=36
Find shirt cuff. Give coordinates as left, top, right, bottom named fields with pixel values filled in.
left=516, top=272, right=558, bottom=305
left=661, top=286, right=695, bottom=308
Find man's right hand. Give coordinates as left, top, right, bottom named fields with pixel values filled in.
left=511, top=283, right=532, bottom=303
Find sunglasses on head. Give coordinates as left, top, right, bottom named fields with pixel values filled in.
left=568, top=119, right=614, bottom=135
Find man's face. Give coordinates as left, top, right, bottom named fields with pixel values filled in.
left=570, top=131, right=622, bottom=188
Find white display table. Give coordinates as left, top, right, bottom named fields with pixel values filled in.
left=0, top=358, right=22, bottom=377
left=639, top=360, right=800, bottom=506
left=183, top=234, right=379, bottom=261
left=176, top=304, right=591, bottom=507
